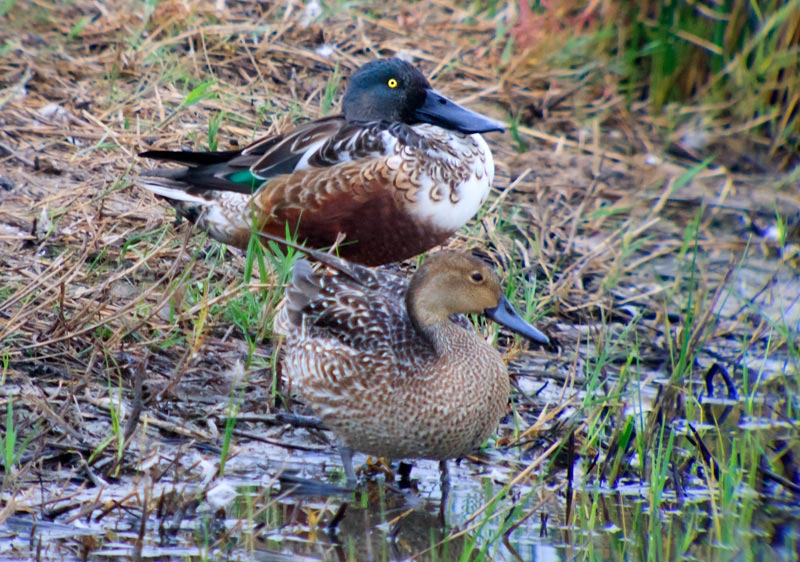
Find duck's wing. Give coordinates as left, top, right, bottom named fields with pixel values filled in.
left=139, top=115, right=354, bottom=195
left=232, top=115, right=357, bottom=179
left=140, top=116, right=410, bottom=196
left=245, top=119, right=416, bottom=180
left=282, top=258, right=412, bottom=352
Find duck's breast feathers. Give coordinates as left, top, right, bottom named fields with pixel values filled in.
left=395, top=125, right=494, bottom=232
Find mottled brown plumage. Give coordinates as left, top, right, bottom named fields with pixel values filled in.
left=274, top=252, right=549, bottom=471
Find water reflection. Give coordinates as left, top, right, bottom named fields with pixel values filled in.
left=248, top=479, right=475, bottom=561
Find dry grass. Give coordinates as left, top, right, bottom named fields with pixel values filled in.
left=1, top=0, right=799, bottom=558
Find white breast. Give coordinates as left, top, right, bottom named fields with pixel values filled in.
left=404, top=127, right=494, bottom=232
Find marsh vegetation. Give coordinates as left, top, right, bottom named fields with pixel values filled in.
left=1, top=1, right=798, bottom=560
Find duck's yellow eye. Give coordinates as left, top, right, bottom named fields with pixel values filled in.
left=387, top=78, right=398, bottom=88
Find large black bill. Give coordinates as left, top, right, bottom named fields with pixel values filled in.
left=415, top=88, right=505, bottom=134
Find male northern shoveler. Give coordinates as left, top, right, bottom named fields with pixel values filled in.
left=273, top=244, right=549, bottom=481
left=138, top=58, right=503, bottom=266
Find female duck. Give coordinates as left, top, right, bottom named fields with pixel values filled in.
left=274, top=249, right=549, bottom=479
left=139, top=58, right=503, bottom=266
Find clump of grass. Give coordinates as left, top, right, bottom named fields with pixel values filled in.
left=0, top=349, right=9, bottom=385
left=0, top=0, right=18, bottom=17
left=206, top=111, right=225, bottom=151
left=620, top=0, right=800, bottom=159
left=1, top=398, right=19, bottom=474
left=320, top=64, right=341, bottom=116
left=0, top=398, right=36, bottom=483
left=510, top=0, right=799, bottom=164
left=219, top=370, right=246, bottom=475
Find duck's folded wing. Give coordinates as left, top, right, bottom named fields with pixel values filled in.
left=245, top=118, right=399, bottom=179
left=196, top=117, right=395, bottom=196
left=284, top=260, right=412, bottom=351
left=140, top=116, right=353, bottom=195
left=235, top=115, right=349, bottom=179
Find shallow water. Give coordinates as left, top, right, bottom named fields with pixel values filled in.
left=3, top=415, right=798, bottom=562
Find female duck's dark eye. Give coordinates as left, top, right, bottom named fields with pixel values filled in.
left=387, top=78, right=398, bottom=89
left=470, top=271, right=484, bottom=283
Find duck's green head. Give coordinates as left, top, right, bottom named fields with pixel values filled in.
left=342, top=58, right=504, bottom=134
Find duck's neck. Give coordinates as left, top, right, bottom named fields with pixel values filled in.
left=415, top=318, right=476, bottom=358
left=406, top=275, right=474, bottom=352
left=407, top=290, right=451, bottom=340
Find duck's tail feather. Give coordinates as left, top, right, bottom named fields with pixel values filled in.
left=257, top=231, right=369, bottom=287
left=138, top=173, right=252, bottom=248
left=139, top=149, right=239, bottom=167
left=284, top=259, right=323, bottom=327
left=138, top=173, right=210, bottom=206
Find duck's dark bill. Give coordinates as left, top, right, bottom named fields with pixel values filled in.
left=484, top=296, right=549, bottom=344
left=415, top=89, right=505, bottom=134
